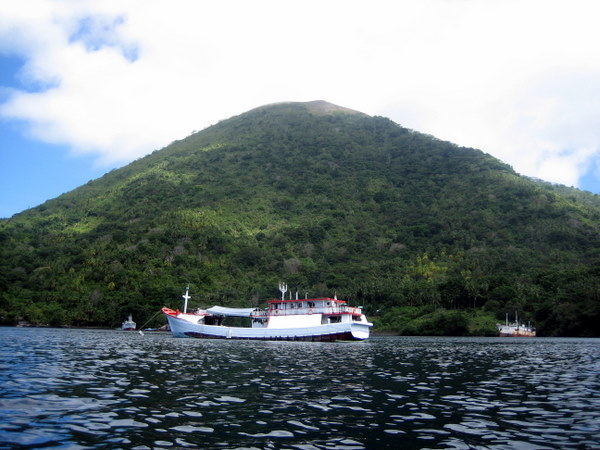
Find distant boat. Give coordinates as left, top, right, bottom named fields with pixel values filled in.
left=162, top=284, right=373, bottom=341
left=497, top=312, right=536, bottom=337
left=121, top=314, right=136, bottom=331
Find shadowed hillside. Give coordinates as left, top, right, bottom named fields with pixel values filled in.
left=1, top=101, right=599, bottom=335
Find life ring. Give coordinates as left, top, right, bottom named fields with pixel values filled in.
left=274, top=309, right=279, bottom=315
left=308, top=308, right=314, bottom=315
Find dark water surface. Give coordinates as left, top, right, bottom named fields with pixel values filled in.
left=0, top=328, right=598, bottom=449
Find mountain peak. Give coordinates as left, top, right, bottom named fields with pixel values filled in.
left=248, top=100, right=368, bottom=117
left=303, top=100, right=367, bottom=115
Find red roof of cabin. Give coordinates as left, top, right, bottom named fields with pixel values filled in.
left=266, top=297, right=346, bottom=304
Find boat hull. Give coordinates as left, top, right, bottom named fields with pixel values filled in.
left=164, top=313, right=371, bottom=341
left=498, top=331, right=536, bottom=337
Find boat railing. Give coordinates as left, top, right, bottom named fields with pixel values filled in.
left=253, top=305, right=362, bottom=317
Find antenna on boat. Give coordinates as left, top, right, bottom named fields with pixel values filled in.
left=182, top=285, right=191, bottom=314
left=279, top=283, right=287, bottom=301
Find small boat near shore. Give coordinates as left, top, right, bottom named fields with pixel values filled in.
left=121, top=314, right=136, bottom=331
left=162, top=284, right=373, bottom=341
left=497, top=312, right=536, bottom=337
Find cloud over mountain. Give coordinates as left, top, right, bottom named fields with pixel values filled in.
left=1, top=0, right=600, bottom=188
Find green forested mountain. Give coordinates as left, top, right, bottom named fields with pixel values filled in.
left=1, top=100, right=599, bottom=336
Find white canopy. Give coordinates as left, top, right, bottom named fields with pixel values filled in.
left=206, top=306, right=257, bottom=317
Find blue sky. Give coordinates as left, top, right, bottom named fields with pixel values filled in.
left=1, top=0, right=600, bottom=219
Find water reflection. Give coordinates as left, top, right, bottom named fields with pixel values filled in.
left=0, top=328, right=598, bottom=449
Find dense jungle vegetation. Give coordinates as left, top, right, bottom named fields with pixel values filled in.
left=1, top=101, right=599, bottom=336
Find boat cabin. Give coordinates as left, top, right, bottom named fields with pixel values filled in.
left=247, top=297, right=364, bottom=329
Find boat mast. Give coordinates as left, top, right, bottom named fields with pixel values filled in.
left=279, top=282, right=287, bottom=301
left=182, top=286, right=191, bottom=313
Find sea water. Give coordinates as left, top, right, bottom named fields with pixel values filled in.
left=0, top=327, right=598, bottom=449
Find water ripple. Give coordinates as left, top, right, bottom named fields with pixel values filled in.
left=0, top=328, right=599, bottom=448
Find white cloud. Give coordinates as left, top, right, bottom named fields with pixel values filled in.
left=1, top=0, right=600, bottom=188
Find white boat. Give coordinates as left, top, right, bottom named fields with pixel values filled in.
left=162, top=284, right=373, bottom=341
left=122, top=314, right=136, bottom=331
left=497, top=312, right=536, bottom=337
